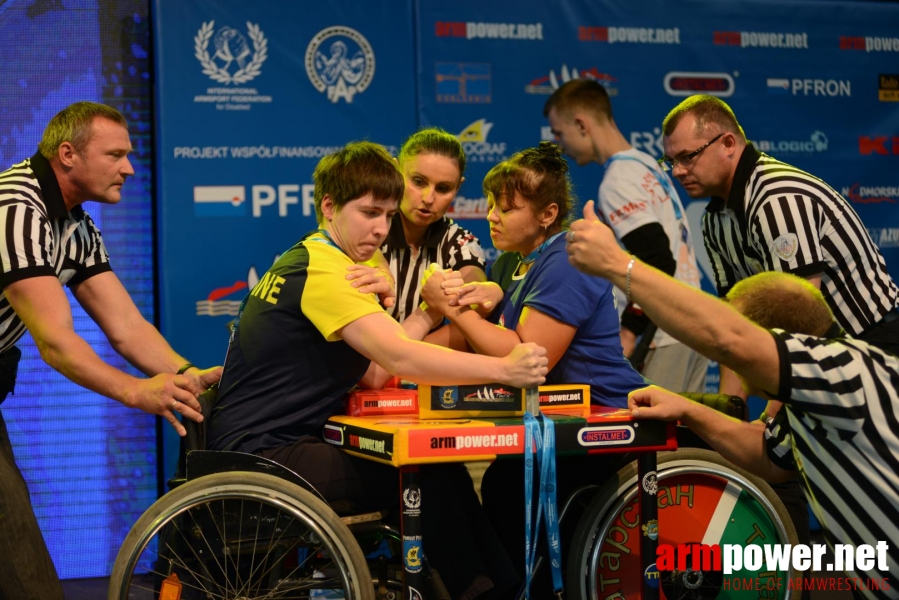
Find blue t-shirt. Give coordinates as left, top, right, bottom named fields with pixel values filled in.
left=490, top=236, right=647, bottom=408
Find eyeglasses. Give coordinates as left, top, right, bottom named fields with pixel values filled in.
left=657, top=133, right=724, bottom=172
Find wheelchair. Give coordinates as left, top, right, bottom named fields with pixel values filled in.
left=108, top=389, right=405, bottom=600
left=110, top=390, right=800, bottom=600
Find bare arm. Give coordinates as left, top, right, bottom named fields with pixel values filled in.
left=356, top=307, right=442, bottom=388
left=340, top=311, right=547, bottom=388
left=629, top=386, right=793, bottom=482
left=5, top=276, right=212, bottom=435
left=567, top=201, right=780, bottom=394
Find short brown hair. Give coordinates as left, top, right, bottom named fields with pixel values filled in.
left=482, top=142, right=576, bottom=232
left=313, top=141, right=405, bottom=223
left=726, top=272, right=835, bottom=336
left=543, top=79, right=613, bottom=123
left=38, top=101, right=128, bottom=159
left=662, top=95, right=746, bottom=140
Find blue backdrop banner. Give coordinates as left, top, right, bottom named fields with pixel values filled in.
left=155, top=0, right=899, bottom=479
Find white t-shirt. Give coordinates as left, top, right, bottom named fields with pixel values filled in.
left=599, top=148, right=701, bottom=348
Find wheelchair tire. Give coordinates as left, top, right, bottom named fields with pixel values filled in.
left=109, top=471, right=375, bottom=600
left=566, top=448, right=800, bottom=600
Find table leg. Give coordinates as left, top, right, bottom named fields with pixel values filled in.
left=400, top=465, right=426, bottom=600
left=638, top=452, right=659, bottom=600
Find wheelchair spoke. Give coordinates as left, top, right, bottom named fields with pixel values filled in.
left=110, top=473, right=375, bottom=600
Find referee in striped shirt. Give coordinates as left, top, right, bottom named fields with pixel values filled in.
left=567, top=212, right=899, bottom=598
left=658, top=95, right=899, bottom=359
left=0, top=102, right=221, bottom=599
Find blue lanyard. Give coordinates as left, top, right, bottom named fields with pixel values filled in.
left=520, top=231, right=565, bottom=265
left=523, top=412, right=563, bottom=598
left=308, top=228, right=346, bottom=254
left=604, top=154, right=686, bottom=221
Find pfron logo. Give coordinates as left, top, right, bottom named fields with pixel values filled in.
left=664, top=72, right=734, bottom=97
left=305, top=26, right=375, bottom=103
left=766, top=78, right=851, bottom=96
left=195, top=21, right=267, bottom=84
left=196, top=266, right=257, bottom=317
left=525, top=64, right=618, bottom=96
left=456, top=119, right=508, bottom=163
left=436, top=62, right=491, bottom=104
left=194, top=185, right=246, bottom=217
left=859, top=136, right=899, bottom=155
left=755, top=131, right=828, bottom=155
left=842, top=183, right=899, bottom=204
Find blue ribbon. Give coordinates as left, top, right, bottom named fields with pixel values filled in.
left=523, top=412, right=563, bottom=598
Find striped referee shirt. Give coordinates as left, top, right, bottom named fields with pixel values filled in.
left=702, top=144, right=899, bottom=336
left=380, top=216, right=485, bottom=322
left=765, top=330, right=899, bottom=597
left=0, top=152, right=111, bottom=353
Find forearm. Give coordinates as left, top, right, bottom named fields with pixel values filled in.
left=445, top=307, right=520, bottom=357
left=680, top=401, right=792, bottom=483
left=360, top=309, right=441, bottom=388
left=35, top=330, right=141, bottom=405
left=608, top=259, right=762, bottom=373
left=110, top=319, right=188, bottom=376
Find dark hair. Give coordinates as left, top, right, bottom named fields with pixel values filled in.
left=398, top=127, right=466, bottom=176
left=726, top=272, right=835, bottom=337
left=543, top=79, right=613, bottom=122
left=662, top=95, right=746, bottom=140
left=38, top=101, right=128, bottom=159
left=482, top=142, right=576, bottom=231
left=313, top=141, right=405, bottom=223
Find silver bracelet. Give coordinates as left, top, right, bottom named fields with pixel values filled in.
left=625, top=258, right=636, bottom=303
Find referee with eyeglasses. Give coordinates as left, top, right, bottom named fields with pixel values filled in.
left=0, top=102, right=221, bottom=599
left=658, top=95, right=898, bottom=359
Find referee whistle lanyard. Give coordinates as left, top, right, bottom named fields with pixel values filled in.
left=523, top=410, right=564, bottom=599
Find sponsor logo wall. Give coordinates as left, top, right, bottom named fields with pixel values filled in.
left=156, top=0, right=899, bottom=472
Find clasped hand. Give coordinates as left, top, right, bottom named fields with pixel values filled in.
left=419, top=264, right=502, bottom=316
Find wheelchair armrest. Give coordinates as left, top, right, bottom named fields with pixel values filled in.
left=678, top=392, right=748, bottom=421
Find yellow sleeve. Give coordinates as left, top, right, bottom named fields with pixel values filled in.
left=302, top=242, right=384, bottom=341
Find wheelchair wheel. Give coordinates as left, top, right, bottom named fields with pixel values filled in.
left=109, top=471, right=374, bottom=600
left=567, top=448, right=800, bottom=600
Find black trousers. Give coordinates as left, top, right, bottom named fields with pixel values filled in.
left=858, top=309, right=899, bottom=356
left=260, top=437, right=519, bottom=600
left=0, top=347, right=64, bottom=600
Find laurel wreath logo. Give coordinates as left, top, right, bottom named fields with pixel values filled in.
left=194, top=21, right=267, bottom=84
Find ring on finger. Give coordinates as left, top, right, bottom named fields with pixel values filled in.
left=566, top=230, right=575, bottom=243
left=170, top=400, right=178, bottom=410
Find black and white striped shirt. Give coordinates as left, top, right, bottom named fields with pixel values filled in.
left=380, top=216, right=485, bottom=322
left=0, top=153, right=111, bottom=352
left=766, top=330, right=899, bottom=597
left=702, top=144, right=899, bottom=336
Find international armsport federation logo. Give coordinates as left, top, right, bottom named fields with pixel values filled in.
left=306, top=26, right=375, bottom=103
left=194, top=21, right=268, bottom=84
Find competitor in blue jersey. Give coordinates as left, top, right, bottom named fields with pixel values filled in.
left=420, top=143, right=647, bottom=597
